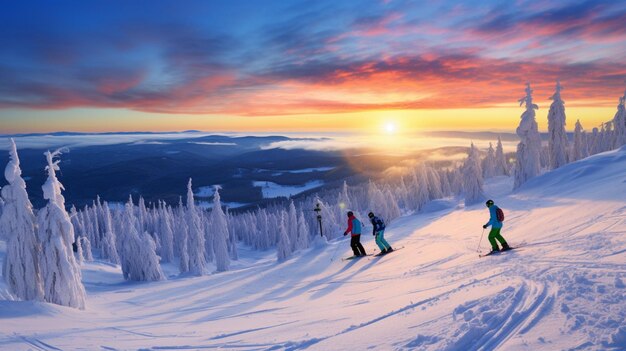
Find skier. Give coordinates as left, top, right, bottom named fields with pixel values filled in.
left=482, top=199, right=510, bottom=253
left=368, top=212, right=393, bottom=254
left=343, top=211, right=367, bottom=257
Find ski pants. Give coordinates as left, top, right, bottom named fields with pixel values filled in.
left=374, top=230, right=391, bottom=251
left=488, top=227, right=509, bottom=250
left=350, top=235, right=367, bottom=256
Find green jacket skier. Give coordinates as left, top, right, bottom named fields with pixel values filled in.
left=483, top=199, right=510, bottom=253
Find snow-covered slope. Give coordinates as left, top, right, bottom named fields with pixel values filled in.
left=1, top=147, right=625, bottom=350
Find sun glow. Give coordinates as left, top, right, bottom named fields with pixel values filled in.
left=385, top=122, right=397, bottom=134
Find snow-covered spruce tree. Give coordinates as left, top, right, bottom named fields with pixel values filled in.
left=438, top=169, right=452, bottom=197
left=338, top=181, right=352, bottom=211
left=612, top=92, right=626, bottom=148
left=157, top=201, right=174, bottom=263
left=287, top=200, right=299, bottom=252
left=100, top=203, right=120, bottom=264
left=256, top=208, right=271, bottom=250
left=494, top=136, right=509, bottom=176
left=462, top=143, right=484, bottom=206
left=514, top=83, right=542, bottom=189
left=482, top=142, right=497, bottom=178
left=276, top=212, right=292, bottom=262
left=296, top=210, right=310, bottom=250
left=367, top=180, right=387, bottom=218
left=589, top=127, right=601, bottom=155
left=37, top=150, right=86, bottom=309
left=409, top=169, right=429, bottom=211
left=0, top=139, right=44, bottom=301
left=571, top=120, right=589, bottom=162
left=425, top=166, right=443, bottom=200
left=80, top=236, right=93, bottom=262
left=547, top=81, right=569, bottom=169
left=226, top=209, right=239, bottom=261
left=186, top=179, right=206, bottom=275
left=383, top=187, right=401, bottom=220
left=118, top=197, right=164, bottom=281
left=209, top=187, right=230, bottom=272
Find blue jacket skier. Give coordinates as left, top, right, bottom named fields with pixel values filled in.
left=344, top=211, right=367, bottom=256
left=482, top=199, right=510, bottom=253
left=368, top=212, right=393, bottom=254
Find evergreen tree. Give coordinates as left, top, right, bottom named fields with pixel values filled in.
left=494, top=136, right=509, bottom=176
left=462, top=143, right=484, bottom=206
left=547, top=81, right=569, bottom=169
left=37, top=150, right=86, bottom=309
left=210, top=187, right=230, bottom=272
left=118, top=197, right=164, bottom=281
left=0, top=139, right=44, bottom=301
left=186, top=179, right=206, bottom=275
left=482, top=142, right=497, bottom=178
left=571, top=119, right=589, bottom=162
left=612, top=91, right=626, bottom=147
left=514, top=83, right=542, bottom=189
left=276, top=212, right=292, bottom=262
left=296, top=210, right=310, bottom=250
left=100, top=203, right=120, bottom=264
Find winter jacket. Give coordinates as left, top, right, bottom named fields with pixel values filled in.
left=484, top=205, right=503, bottom=229
left=344, top=215, right=362, bottom=236
left=370, top=216, right=386, bottom=235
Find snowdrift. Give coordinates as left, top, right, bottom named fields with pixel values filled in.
left=1, top=147, right=625, bottom=350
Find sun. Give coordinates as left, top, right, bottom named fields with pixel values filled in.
left=384, top=122, right=397, bottom=134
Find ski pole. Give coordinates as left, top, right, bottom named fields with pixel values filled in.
left=476, top=228, right=485, bottom=252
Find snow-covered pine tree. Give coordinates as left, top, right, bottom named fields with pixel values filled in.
left=571, top=120, right=589, bottom=162
left=101, top=203, right=120, bottom=264
left=338, top=181, right=352, bottom=211
left=612, top=92, right=626, bottom=148
left=482, top=142, right=497, bottom=178
left=276, top=212, right=292, bottom=262
left=494, top=136, right=509, bottom=176
left=296, top=210, right=310, bottom=250
left=80, top=236, right=94, bottom=262
left=425, top=166, right=443, bottom=200
left=118, top=197, right=164, bottom=281
left=210, top=187, right=230, bottom=272
left=383, top=187, right=401, bottom=220
left=37, top=150, right=86, bottom=309
left=462, top=143, right=484, bottom=206
left=367, top=180, right=387, bottom=219
left=287, top=200, right=299, bottom=252
left=547, top=81, right=569, bottom=169
left=224, top=208, right=238, bottom=260
left=256, top=208, right=271, bottom=250
left=514, top=83, right=542, bottom=189
left=157, top=201, right=174, bottom=263
left=0, top=139, right=44, bottom=301
left=186, top=179, right=206, bottom=275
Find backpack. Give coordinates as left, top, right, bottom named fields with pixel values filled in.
left=496, top=207, right=505, bottom=222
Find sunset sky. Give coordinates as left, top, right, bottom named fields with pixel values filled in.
left=1, top=0, right=625, bottom=134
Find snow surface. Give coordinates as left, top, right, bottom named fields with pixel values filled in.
left=253, top=180, right=324, bottom=199
left=1, top=147, right=625, bottom=350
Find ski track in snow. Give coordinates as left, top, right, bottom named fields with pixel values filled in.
left=1, top=148, right=626, bottom=350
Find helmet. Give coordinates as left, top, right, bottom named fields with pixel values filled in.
left=347, top=211, right=354, bottom=217
left=368, top=212, right=374, bottom=218
left=486, top=199, right=494, bottom=207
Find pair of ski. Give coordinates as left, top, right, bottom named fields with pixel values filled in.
left=342, top=246, right=404, bottom=261
left=478, top=247, right=519, bottom=258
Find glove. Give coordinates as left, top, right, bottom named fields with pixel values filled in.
left=483, top=225, right=488, bottom=229
left=343, top=232, right=348, bottom=236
